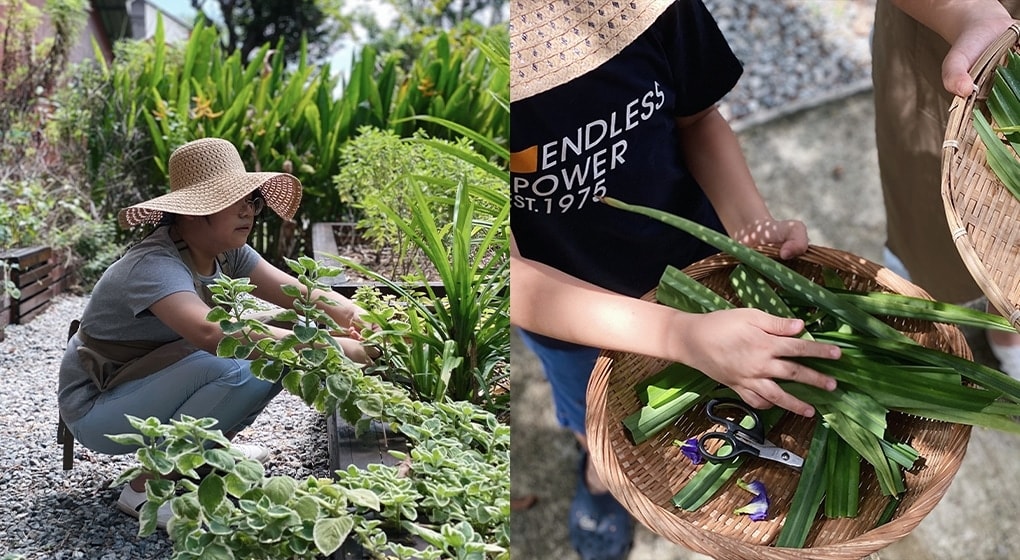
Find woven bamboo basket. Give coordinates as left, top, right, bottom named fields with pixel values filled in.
left=586, top=245, right=972, bottom=560
left=942, top=23, right=1020, bottom=329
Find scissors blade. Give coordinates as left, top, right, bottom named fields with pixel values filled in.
left=754, top=442, right=804, bottom=470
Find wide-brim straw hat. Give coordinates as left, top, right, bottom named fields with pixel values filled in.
left=510, top=0, right=675, bottom=101
left=118, top=137, right=303, bottom=228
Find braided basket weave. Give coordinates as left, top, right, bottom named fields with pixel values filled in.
left=585, top=245, right=972, bottom=560
left=943, top=24, right=1020, bottom=328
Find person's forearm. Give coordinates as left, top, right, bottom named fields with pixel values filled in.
left=313, top=288, right=362, bottom=328
left=890, top=0, right=1011, bottom=44
left=677, top=108, right=771, bottom=234
left=889, top=0, right=1015, bottom=95
left=510, top=252, right=695, bottom=363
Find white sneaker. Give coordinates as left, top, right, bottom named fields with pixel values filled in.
left=231, top=443, right=270, bottom=464
left=117, top=484, right=172, bottom=530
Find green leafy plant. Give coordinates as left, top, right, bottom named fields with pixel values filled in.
left=974, top=49, right=1020, bottom=198
left=333, top=126, right=504, bottom=278
left=1, top=262, right=19, bottom=301
left=0, top=178, right=52, bottom=248
left=110, top=259, right=509, bottom=559
left=0, top=0, right=87, bottom=156
left=333, top=30, right=510, bottom=410
left=47, top=42, right=156, bottom=223
left=388, top=27, right=510, bottom=153
left=109, top=414, right=372, bottom=558
left=205, top=259, right=388, bottom=425
left=344, top=179, right=509, bottom=410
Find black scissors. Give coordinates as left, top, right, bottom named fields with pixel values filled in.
left=696, top=398, right=803, bottom=470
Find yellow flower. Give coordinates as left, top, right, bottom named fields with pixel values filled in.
left=190, top=95, right=223, bottom=119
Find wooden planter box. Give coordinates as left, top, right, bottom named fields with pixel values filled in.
left=311, top=222, right=445, bottom=299
left=0, top=246, right=75, bottom=336
left=327, top=414, right=414, bottom=559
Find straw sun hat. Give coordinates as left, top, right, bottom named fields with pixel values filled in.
left=118, top=137, right=303, bottom=228
left=510, top=0, right=675, bottom=101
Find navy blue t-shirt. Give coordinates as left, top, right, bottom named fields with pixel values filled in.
left=510, top=0, right=742, bottom=298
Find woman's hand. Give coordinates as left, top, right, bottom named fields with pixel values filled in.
left=332, top=315, right=382, bottom=363
left=679, top=308, right=840, bottom=417
left=941, top=13, right=1017, bottom=97
left=732, top=218, right=809, bottom=260
left=887, top=0, right=1015, bottom=97
left=332, top=335, right=379, bottom=365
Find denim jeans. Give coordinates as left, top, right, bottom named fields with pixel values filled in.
left=517, top=328, right=601, bottom=435
left=70, top=350, right=282, bottom=454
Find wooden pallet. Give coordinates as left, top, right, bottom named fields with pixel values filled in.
left=1, top=246, right=75, bottom=330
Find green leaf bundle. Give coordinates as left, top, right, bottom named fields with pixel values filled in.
left=603, top=196, right=1020, bottom=547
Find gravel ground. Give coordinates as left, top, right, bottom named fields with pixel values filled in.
left=708, top=0, right=875, bottom=130
left=0, top=295, right=331, bottom=559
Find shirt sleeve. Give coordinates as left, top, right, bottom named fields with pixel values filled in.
left=125, top=250, right=197, bottom=318
left=223, top=244, right=262, bottom=277
left=658, top=0, right=744, bottom=117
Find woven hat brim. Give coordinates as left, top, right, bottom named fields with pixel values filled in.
left=510, top=0, right=675, bottom=101
left=117, top=172, right=302, bottom=229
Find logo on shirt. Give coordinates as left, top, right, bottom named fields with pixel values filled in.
left=511, top=81, right=665, bottom=214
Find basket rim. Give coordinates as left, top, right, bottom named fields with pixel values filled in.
left=585, top=244, right=972, bottom=560
left=941, top=23, right=1020, bottom=329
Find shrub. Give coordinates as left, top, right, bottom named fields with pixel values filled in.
left=332, top=126, right=503, bottom=278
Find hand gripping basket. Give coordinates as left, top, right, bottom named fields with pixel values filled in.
left=943, top=23, right=1020, bottom=328
left=585, top=245, right=972, bottom=560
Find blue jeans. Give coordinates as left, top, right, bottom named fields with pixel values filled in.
left=70, top=350, right=282, bottom=454
left=518, top=328, right=601, bottom=435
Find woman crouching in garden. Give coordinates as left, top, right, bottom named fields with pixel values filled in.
left=57, top=137, right=374, bottom=529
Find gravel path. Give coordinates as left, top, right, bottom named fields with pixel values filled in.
left=709, top=0, right=875, bottom=130
left=0, top=295, right=331, bottom=559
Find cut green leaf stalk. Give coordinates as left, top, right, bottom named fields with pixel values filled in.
left=974, top=108, right=1020, bottom=200
left=775, top=420, right=829, bottom=548
left=635, top=362, right=717, bottom=408
left=813, top=331, right=1020, bottom=404
left=623, top=372, right=719, bottom=444
left=826, top=289, right=1015, bottom=333
left=824, top=432, right=860, bottom=519
left=672, top=455, right=746, bottom=511
left=601, top=196, right=914, bottom=344
left=659, top=265, right=734, bottom=313
left=876, top=496, right=902, bottom=527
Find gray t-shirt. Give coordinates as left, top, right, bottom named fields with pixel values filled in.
left=58, top=226, right=260, bottom=423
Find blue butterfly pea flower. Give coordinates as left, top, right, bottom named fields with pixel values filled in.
left=734, top=478, right=770, bottom=522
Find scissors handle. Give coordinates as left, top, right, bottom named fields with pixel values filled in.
left=704, top=398, right=765, bottom=443
left=697, top=431, right=758, bottom=462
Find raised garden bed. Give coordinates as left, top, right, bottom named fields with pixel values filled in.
left=1, top=246, right=74, bottom=340
left=311, top=222, right=445, bottom=298
left=327, top=416, right=422, bottom=559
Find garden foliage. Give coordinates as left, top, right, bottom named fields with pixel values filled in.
left=55, top=15, right=507, bottom=265
left=110, top=259, right=509, bottom=559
